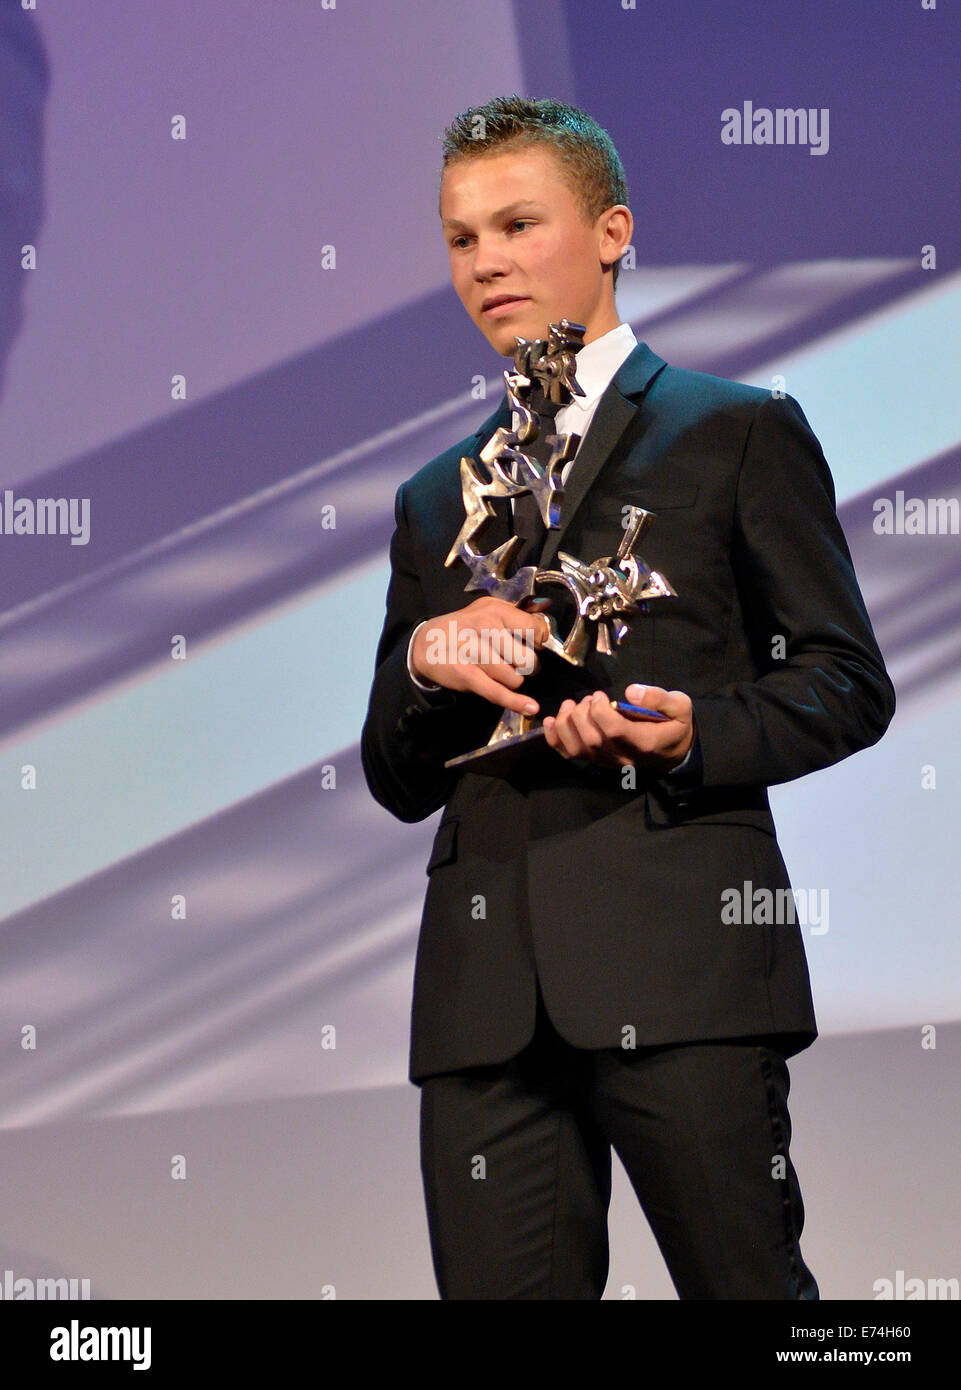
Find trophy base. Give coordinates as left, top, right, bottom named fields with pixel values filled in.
left=443, top=663, right=599, bottom=775
left=444, top=724, right=547, bottom=775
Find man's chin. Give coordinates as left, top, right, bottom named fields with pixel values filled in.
left=479, top=326, right=521, bottom=358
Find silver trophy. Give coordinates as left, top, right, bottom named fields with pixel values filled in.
left=443, top=319, right=676, bottom=771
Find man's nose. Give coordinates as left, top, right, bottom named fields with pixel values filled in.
left=472, top=236, right=511, bottom=281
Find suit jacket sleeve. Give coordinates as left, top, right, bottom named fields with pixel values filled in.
left=360, top=480, right=490, bottom=823
left=689, top=391, right=895, bottom=790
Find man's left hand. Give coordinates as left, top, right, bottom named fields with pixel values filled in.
left=542, top=682, right=695, bottom=772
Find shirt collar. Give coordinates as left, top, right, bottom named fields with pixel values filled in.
left=564, top=321, right=638, bottom=412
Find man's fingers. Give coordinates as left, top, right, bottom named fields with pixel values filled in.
left=569, top=695, right=627, bottom=765
left=589, top=689, right=682, bottom=751
left=569, top=697, right=606, bottom=750
left=464, top=666, right=539, bottom=715
left=547, top=699, right=585, bottom=758
left=494, top=626, right=541, bottom=677
left=541, top=687, right=696, bottom=768
left=531, top=613, right=551, bottom=648
left=461, top=624, right=538, bottom=680
left=430, top=616, right=541, bottom=680
left=588, top=692, right=640, bottom=740
left=519, top=598, right=552, bottom=648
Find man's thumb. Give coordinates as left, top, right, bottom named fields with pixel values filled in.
left=626, top=683, right=689, bottom=720
left=625, top=682, right=656, bottom=705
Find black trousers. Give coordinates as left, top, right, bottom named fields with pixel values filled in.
left=419, top=982, right=819, bottom=1300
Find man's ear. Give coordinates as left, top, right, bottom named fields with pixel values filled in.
left=598, top=204, right=633, bottom=268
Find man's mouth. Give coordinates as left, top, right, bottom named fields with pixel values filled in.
left=481, top=294, right=530, bottom=317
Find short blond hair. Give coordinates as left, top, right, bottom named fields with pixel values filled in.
left=440, top=95, right=629, bottom=288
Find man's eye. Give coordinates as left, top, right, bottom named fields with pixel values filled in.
left=510, top=220, right=532, bottom=232
left=451, top=235, right=469, bottom=249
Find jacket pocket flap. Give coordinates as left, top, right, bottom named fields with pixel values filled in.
left=678, top=806, right=776, bottom=835
left=426, top=816, right=459, bottom=872
left=645, top=787, right=775, bottom=835
left=599, top=485, right=700, bottom=514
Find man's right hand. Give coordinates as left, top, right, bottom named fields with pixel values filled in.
left=410, top=597, right=551, bottom=715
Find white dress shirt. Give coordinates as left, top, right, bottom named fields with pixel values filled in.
left=524, top=319, right=639, bottom=488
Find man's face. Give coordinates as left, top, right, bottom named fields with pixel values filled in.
left=440, top=143, right=619, bottom=357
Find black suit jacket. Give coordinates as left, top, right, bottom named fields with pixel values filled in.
left=361, top=341, right=896, bottom=1084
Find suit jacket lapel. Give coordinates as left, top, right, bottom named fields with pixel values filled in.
left=540, top=341, right=667, bottom=571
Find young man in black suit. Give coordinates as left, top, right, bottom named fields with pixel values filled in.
left=361, top=96, right=895, bottom=1299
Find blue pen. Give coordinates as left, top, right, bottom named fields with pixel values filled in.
left=611, top=700, right=670, bottom=722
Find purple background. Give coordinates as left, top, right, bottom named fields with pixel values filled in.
left=0, top=0, right=958, bottom=1301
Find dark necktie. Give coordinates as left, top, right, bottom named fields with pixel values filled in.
left=512, top=386, right=563, bottom=571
